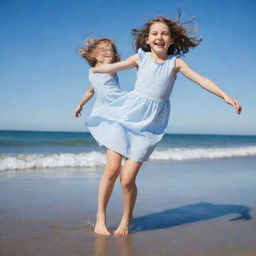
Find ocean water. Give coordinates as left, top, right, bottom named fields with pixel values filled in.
left=0, top=130, right=256, bottom=171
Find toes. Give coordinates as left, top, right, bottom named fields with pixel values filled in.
left=94, top=227, right=111, bottom=235
left=95, top=230, right=111, bottom=235
left=113, top=228, right=128, bottom=236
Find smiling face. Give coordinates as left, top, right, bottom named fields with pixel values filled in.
left=93, top=42, right=114, bottom=65
left=146, top=22, right=173, bottom=56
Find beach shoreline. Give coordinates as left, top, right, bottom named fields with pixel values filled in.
left=1, top=157, right=256, bottom=256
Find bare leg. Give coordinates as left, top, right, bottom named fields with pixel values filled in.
left=94, top=149, right=122, bottom=235
left=114, top=159, right=142, bottom=236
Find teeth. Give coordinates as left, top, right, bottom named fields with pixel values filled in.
left=155, top=42, right=164, bottom=46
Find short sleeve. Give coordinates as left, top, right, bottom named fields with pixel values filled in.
left=138, top=48, right=146, bottom=63
left=171, top=55, right=181, bottom=69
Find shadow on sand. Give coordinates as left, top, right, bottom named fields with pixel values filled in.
left=130, top=202, right=252, bottom=233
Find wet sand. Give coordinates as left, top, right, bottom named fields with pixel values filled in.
left=1, top=157, right=256, bottom=256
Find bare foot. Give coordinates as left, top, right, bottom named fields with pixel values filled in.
left=94, top=224, right=111, bottom=235
left=94, top=213, right=111, bottom=235
left=113, top=216, right=133, bottom=236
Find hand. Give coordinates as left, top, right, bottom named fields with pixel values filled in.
left=223, top=96, right=242, bottom=114
left=75, top=104, right=83, bottom=117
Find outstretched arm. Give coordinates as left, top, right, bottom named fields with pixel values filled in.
left=91, top=54, right=139, bottom=73
left=74, top=85, right=95, bottom=117
left=175, top=58, right=242, bottom=114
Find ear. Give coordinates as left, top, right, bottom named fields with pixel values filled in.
left=145, top=37, right=149, bottom=45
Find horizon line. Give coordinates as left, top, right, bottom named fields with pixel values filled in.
left=0, top=129, right=255, bottom=137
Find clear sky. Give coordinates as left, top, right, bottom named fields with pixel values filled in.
left=0, top=0, right=255, bottom=135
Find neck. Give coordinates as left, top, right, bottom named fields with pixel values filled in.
left=95, top=61, right=112, bottom=67
left=95, top=62, right=104, bottom=67
left=150, top=50, right=168, bottom=62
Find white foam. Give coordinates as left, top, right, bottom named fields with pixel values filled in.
left=0, top=151, right=106, bottom=171
left=1, top=146, right=256, bottom=171
left=150, top=146, right=256, bottom=161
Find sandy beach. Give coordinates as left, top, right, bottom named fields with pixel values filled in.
left=1, top=156, right=256, bottom=256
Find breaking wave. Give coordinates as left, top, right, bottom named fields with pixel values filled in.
left=1, top=146, right=256, bottom=171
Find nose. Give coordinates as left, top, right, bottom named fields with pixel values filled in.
left=103, top=49, right=111, bottom=54
left=156, top=33, right=163, bottom=40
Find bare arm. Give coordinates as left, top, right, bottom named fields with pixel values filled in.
left=75, top=85, right=95, bottom=117
left=175, top=58, right=242, bottom=114
left=91, top=54, right=139, bottom=73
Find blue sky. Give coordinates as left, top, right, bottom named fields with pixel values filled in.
left=0, top=0, right=255, bottom=135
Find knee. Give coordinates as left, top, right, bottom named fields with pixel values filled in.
left=121, top=179, right=136, bottom=191
left=104, top=164, right=120, bottom=181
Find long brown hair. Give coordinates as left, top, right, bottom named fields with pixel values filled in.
left=131, top=13, right=202, bottom=55
left=79, top=38, right=121, bottom=67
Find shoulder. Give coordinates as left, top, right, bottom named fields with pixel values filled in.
left=128, top=53, right=139, bottom=61
left=173, top=58, right=191, bottom=73
left=138, top=48, right=145, bottom=56
left=170, top=57, right=185, bottom=78
left=166, top=55, right=182, bottom=71
left=137, top=48, right=150, bottom=60
left=125, top=53, right=140, bottom=66
left=175, top=58, right=187, bottom=68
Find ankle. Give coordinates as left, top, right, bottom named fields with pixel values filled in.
left=97, top=211, right=106, bottom=216
left=96, top=212, right=106, bottom=221
left=121, top=216, right=132, bottom=223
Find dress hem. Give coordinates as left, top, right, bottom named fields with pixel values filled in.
left=88, top=126, right=146, bottom=163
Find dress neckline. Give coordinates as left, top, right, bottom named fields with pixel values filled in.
left=149, top=53, right=170, bottom=65
left=89, top=71, right=116, bottom=78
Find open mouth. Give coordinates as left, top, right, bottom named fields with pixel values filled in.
left=154, top=41, right=165, bottom=48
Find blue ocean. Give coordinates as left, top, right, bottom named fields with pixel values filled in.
left=0, top=130, right=256, bottom=171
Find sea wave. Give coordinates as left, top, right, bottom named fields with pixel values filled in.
left=150, top=146, right=256, bottom=160
left=0, top=151, right=106, bottom=171
left=1, top=146, right=256, bottom=171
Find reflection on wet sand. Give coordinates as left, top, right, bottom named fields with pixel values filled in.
left=94, top=234, right=134, bottom=256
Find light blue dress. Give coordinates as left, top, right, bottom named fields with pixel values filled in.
left=88, top=71, right=126, bottom=115
left=86, top=49, right=179, bottom=162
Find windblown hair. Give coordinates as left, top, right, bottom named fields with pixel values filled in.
left=131, top=12, right=202, bottom=56
left=79, top=38, right=120, bottom=67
